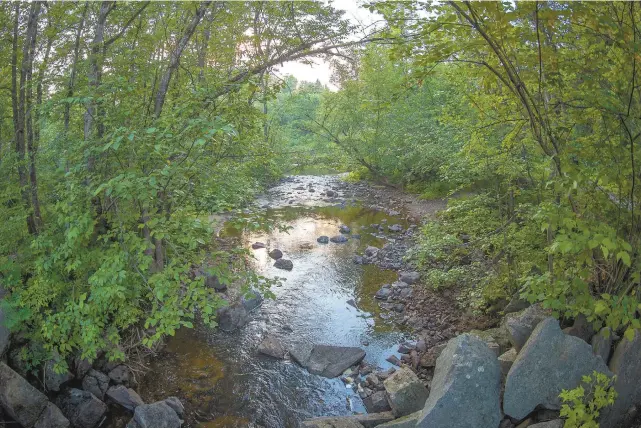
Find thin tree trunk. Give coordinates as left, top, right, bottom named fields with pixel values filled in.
left=64, top=2, right=88, bottom=136
left=154, top=1, right=211, bottom=118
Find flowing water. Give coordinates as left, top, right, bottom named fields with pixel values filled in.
left=137, top=176, right=413, bottom=428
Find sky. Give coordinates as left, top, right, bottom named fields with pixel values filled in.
left=274, top=0, right=379, bottom=90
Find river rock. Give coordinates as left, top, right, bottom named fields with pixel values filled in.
left=126, top=401, right=181, bottom=428
left=106, top=385, right=144, bottom=411
left=241, top=289, right=264, bottom=312
left=162, top=397, right=184, bottom=417
left=498, top=348, right=517, bottom=378
left=269, top=249, right=283, bottom=260
left=399, top=271, right=419, bottom=285
left=216, top=303, right=249, bottom=332
left=74, top=358, right=92, bottom=380
left=591, top=327, right=612, bottom=364
left=388, top=224, right=403, bottom=233
left=305, top=345, right=366, bottom=378
left=375, top=286, right=391, bottom=300
left=45, top=358, right=74, bottom=392
left=364, top=246, right=379, bottom=258
left=503, top=318, right=612, bottom=420
left=0, top=361, right=49, bottom=427
left=419, top=343, right=446, bottom=368
left=82, top=369, right=110, bottom=400
left=326, top=190, right=336, bottom=197
left=109, top=365, right=134, bottom=387
left=274, top=258, right=293, bottom=270
left=258, top=335, right=285, bottom=359
left=417, top=334, right=502, bottom=428
left=251, top=242, right=266, bottom=249
left=599, top=329, right=641, bottom=428
left=363, top=390, right=391, bottom=413
left=504, top=304, right=551, bottom=351
left=377, top=411, right=421, bottom=428
left=317, top=236, right=330, bottom=244
left=35, top=402, right=71, bottom=428
left=330, top=235, right=348, bottom=243
left=339, top=225, right=351, bottom=234
left=383, top=367, right=428, bottom=417
left=56, top=388, right=108, bottom=428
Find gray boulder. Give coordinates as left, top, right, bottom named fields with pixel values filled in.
left=365, top=246, right=379, bottom=258
left=419, top=343, right=446, bottom=368
left=375, top=287, right=391, bottom=300
left=241, top=289, right=264, bottom=312
left=35, top=402, right=70, bottom=428
left=363, top=390, right=391, bottom=413
left=330, top=235, right=348, bottom=243
left=274, top=258, right=293, bottom=270
left=591, top=327, right=612, bottom=364
left=503, top=318, right=612, bottom=420
left=269, top=249, right=283, bottom=260
left=108, top=365, right=134, bottom=387
left=56, top=388, right=108, bottom=428
left=377, top=411, right=421, bottom=428
left=258, top=335, right=285, bottom=359
left=317, top=236, right=330, bottom=244
left=383, top=367, right=428, bottom=417
left=126, top=401, right=181, bottom=428
left=504, top=304, right=551, bottom=351
left=251, top=242, right=266, bottom=249
left=287, top=341, right=314, bottom=367
left=106, top=385, right=144, bottom=411
left=162, top=397, right=184, bottom=418
left=339, top=225, right=351, bottom=234
left=417, top=334, right=501, bottom=428
left=45, top=359, right=74, bottom=392
left=216, top=303, right=249, bottom=332
left=388, top=224, right=403, bottom=233
left=305, top=345, right=366, bottom=378
left=599, top=330, right=641, bottom=428
left=0, top=362, right=49, bottom=427
left=399, top=271, right=420, bottom=285
left=82, top=369, right=110, bottom=400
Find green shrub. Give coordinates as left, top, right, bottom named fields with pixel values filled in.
left=559, top=371, right=617, bottom=428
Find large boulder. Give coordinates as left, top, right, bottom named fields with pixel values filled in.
left=216, top=303, right=249, bottom=332
left=503, top=318, right=612, bottom=420
left=503, top=292, right=530, bottom=314
left=498, top=348, right=517, bottom=378
left=504, top=304, right=551, bottom=351
left=82, top=369, right=110, bottom=400
left=330, top=235, right=348, bottom=243
left=383, top=367, right=428, bottom=417
left=562, top=314, right=594, bottom=343
left=106, top=385, right=144, bottom=411
left=417, top=334, right=501, bottom=428
left=56, top=388, right=108, bottom=428
left=108, top=365, right=134, bottom=387
left=399, top=272, right=419, bottom=285
left=599, top=330, right=641, bottom=428
left=0, top=361, right=49, bottom=427
left=35, top=402, right=70, bottom=428
left=304, top=345, right=366, bottom=378
left=419, top=343, right=446, bottom=368
left=126, top=401, right=181, bottom=428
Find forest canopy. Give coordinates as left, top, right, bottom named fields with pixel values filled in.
left=2, top=0, right=641, bottom=369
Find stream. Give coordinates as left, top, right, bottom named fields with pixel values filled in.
left=136, top=175, right=416, bottom=428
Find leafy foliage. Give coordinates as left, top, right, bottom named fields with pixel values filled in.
left=560, top=371, right=617, bottom=428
